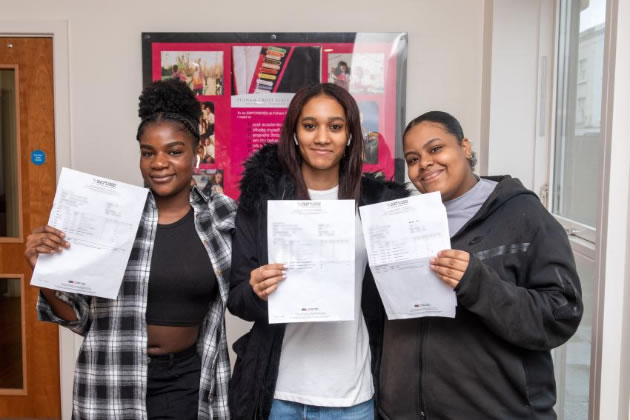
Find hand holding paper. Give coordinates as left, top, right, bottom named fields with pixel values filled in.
left=430, top=249, right=470, bottom=289
left=359, top=192, right=457, bottom=319
left=266, top=200, right=355, bottom=323
left=30, top=168, right=148, bottom=299
left=25, top=225, right=71, bottom=268
left=249, top=263, right=287, bottom=300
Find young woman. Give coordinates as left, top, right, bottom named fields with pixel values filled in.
left=331, top=61, right=350, bottom=91
left=192, top=60, right=205, bottom=96
left=227, top=83, right=408, bottom=419
left=378, top=111, right=583, bottom=419
left=25, top=79, right=236, bottom=420
left=202, top=137, right=215, bottom=164
left=208, top=172, right=224, bottom=195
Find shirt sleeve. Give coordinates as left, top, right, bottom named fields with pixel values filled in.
left=454, top=202, right=583, bottom=351
left=210, top=320, right=231, bottom=420
left=36, top=290, right=92, bottom=336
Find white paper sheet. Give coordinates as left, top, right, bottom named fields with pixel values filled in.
left=30, top=168, right=148, bottom=299
left=359, top=192, right=457, bottom=319
left=267, top=200, right=355, bottom=323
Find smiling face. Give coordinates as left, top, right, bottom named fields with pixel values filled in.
left=139, top=120, right=196, bottom=200
left=295, top=94, right=349, bottom=188
left=403, top=121, right=477, bottom=202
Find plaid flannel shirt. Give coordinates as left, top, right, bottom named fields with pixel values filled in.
left=37, top=187, right=236, bottom=420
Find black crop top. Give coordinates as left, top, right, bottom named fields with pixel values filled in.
left=146, top=208, right=217, bottom=326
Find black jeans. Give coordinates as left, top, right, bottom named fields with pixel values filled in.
left=146, top=346, right=201, bottom=420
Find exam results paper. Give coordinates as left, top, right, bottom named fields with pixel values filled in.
left=30, top=168, right=148, bottom=299
left=267, top=200, right=355, bottom=324
left=359, top=192, right=457, bottom=319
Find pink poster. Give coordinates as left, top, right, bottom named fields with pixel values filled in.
left=144, top=34, right=407, bottom=199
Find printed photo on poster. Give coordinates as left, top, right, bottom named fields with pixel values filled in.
left=161, top=51, right=224, bottom=96
left=197, top=101, right=216, bottom=165
left=193, top=168, right=224, bottom=195
left=327, top=53, right=385, bottom=94
left=232, top=46, right=321, bottom=95
left=350, top=53, right=385, bottom=95
left=328, top=53, right=353, bottom=91
left=358, top=101, right=380, bottom=164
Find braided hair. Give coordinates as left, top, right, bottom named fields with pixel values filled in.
left=136, top=79, right=201, bottom=146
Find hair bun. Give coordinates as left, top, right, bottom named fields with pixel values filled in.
left=138, top=79, right=201, bottom=122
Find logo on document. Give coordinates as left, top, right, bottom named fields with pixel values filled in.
left=68, top=280, right=87, bottom=286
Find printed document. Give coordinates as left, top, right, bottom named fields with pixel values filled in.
left=359, top=192, right=457, bottom=319
left=267, top=200, right=355, bottom=323
left=30, top=168, right=148, bottom=299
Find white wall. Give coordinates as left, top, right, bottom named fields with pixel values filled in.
left=1, top=1, right=486, bottom=418
left=487, top=0, right=539, bottom=188
left=483, top=0, right=553, bottom=192
left=598, top=0, right=630, bottom=417
left=2, top=0, right=485, bottom=185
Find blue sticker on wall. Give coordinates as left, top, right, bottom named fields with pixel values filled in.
left=31, top=150, right=46, bottom=165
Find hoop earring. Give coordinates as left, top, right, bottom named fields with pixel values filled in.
left=293, top=133, right=299, bottom=146
left=347, top=133, right=352, bottom=147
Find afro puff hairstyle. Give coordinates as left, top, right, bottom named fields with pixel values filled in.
left=136, top=79, right=202, bottom=145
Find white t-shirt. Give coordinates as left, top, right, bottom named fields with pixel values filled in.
left=273, top=185, right=374, bottom=407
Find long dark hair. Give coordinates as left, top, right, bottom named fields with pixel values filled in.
left=333, top=61, right=350, bottom=76
left=277, top=83, right=363, bottom=201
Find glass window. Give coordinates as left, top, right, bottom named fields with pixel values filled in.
left=554, top=248, right=594, bottom=420
left=0, top=277, right=24, bottom=389
left=0, top=68, right=20, bottom=238
left=553, top=0, right=606, bottom=235
left=552, top=1, right=607, bottom=418
left=578, top=58, right=588, bottom=82
left=577, top=98, right=586, bottom=124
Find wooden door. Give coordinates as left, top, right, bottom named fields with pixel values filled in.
left=0, top=37, right=61, bottom=419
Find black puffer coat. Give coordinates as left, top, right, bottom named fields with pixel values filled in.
left=227, top=143, right=409, bottom=419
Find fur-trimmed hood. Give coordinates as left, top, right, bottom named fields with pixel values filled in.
left=238, top=143, right=410, bottom=214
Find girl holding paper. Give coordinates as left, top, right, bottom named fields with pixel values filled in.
left=25, top=79, right=236, bottom=420
left=378, top=111, right=583, bottom=419
left=227, top=83, right=408, bottom=419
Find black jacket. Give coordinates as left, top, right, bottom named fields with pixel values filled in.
left=379, top=176, right=583, bottom=420
left=227, top=144, right=409, bottom=419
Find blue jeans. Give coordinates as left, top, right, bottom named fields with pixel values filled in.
left=269, top=398, right=374, bottom=420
